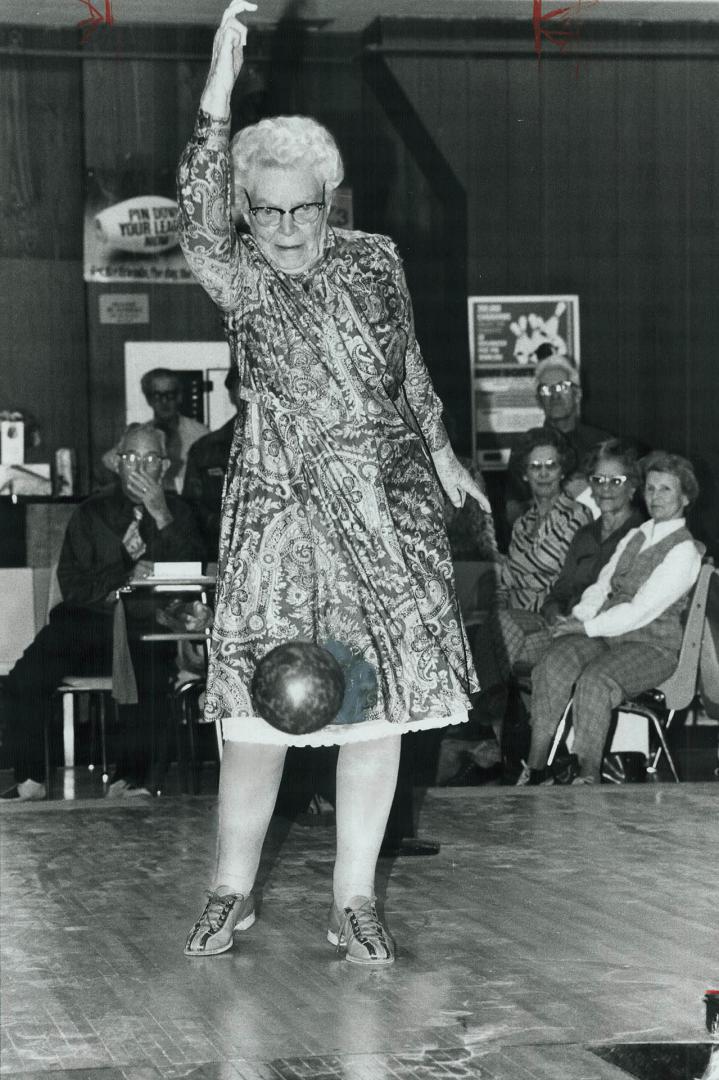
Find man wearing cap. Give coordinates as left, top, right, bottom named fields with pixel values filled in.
left=505, top=352, right=611, bottom=526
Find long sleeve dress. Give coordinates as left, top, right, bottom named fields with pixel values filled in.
left=176, top=111, right=478, bottom=746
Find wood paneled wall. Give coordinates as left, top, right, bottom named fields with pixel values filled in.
left=359, top=17, right=719, bottom=551
left=1, top=19, right=717, bottom=553
left=1, top=26, right=362, bottom=491
left=0, top=55, right=88, bottom=485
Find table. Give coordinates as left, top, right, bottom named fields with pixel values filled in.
left=117, top=575, right=221, bottom=792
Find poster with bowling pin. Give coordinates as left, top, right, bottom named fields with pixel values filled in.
left=467, top=294, right=580, bottom=470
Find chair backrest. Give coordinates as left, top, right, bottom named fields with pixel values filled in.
left=698, top=568, right=719, bottom=719
left=657, top=563, right=714, bottom=711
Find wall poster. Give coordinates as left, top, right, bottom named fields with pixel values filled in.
left=467, top=294, right=580, bottom=470
left=124, top=341, right=234, bottom=432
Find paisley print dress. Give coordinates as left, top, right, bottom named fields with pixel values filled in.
left=177, top=111, right=479, bottom=746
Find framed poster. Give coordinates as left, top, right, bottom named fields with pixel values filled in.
left=467, top=295, right=580, bottom=470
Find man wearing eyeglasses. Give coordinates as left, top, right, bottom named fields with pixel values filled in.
left=0, top=425, right=204, bottom=801
left=102, top=368, right=209, bottom=493
left=505, top=353, right=610, bottom=528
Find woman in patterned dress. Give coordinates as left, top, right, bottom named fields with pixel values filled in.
left=471, top=427, right=593, bottom=745
left=178, top=1, right=490, bottom=965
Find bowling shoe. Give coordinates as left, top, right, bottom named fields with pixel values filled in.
left=184, top=889, right=255, bottom=957
left=0, top=779, right=47, bottom=801
left=327, top=895, right=395, bottom=966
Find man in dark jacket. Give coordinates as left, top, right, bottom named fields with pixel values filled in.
left=182, top=367, right=240, bottom=562
left=0, top=424, right=205, bottom=800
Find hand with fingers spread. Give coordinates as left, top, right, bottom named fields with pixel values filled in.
left=201, top=0, right=258, bottom=119
left=551, top=615, right=585, bottom=638
left=431, top=444, right=492, bottom=513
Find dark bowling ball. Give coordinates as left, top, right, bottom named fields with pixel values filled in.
left=251, top=640, right=346, bottom=735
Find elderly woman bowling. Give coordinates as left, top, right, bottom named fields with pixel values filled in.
left=177, top=0, right=490, bottom=965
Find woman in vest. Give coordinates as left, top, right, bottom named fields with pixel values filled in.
left=522, top=452, right=701, bottom=784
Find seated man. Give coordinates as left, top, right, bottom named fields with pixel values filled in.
left=0, top=424, right=205, bottom=801
left=505, top=354, right=611, bottom=527
left=102, top=368, right=208, bottom=493
left=182, top=366, right=240, bottom=561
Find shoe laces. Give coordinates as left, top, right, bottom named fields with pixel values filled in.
left=338, top=897, right=389, bottom=952
left=198, top=890, right=240, bottom=932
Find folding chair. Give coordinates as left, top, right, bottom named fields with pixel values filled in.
left=546, top=563, right=714, bottom=782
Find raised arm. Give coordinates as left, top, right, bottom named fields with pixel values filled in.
left=176, top=1, right=257, bottom=311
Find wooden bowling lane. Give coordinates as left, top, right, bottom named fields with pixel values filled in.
left=1, top=784, right=717, bottom=1080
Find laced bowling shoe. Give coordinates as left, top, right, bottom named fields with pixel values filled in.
left=327, top=895, right=395, bottom=966
left=184, top=889, right=255, bottom=957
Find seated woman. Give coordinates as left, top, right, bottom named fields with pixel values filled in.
left=524, top=451, right=702, bottom=784
left=472, top=427, right=593, bottom=735
left=540, top=439, right=645, bottom=628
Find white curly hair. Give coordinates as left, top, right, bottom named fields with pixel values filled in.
left=231, top=115, right=344, bottom=200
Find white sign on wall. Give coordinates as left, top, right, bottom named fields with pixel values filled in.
left=124, top=341, right=234, bottom=432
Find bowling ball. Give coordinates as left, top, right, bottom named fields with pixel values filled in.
left=251, top=640, right=345, bottom=735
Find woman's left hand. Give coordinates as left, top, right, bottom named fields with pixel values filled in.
left=551, top=615, right=585, bottom=638
left=431, top=445, right=492, bottom=512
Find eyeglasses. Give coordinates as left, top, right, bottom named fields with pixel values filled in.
left=118, top=452, right=164, bottom=468
left=590, top=474, right=628, bottom=488
left=148, top=390, right=180, bottom=402
left=527, top=459, right=560, bottom=473
left=244, top=185, right=326, bottom=229
left=537, top=380, right=575, bottom=398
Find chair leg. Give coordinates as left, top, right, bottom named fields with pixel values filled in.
left=62, top=694, right=75, bottom=769
left=87, top=692, right=98, bottom=776
left=546, top=698, right=573, bottom=767
left=650, top=708, right=676, bottom=775
left=44, top=709, right=53, bottom=799
left=174, top=693, right=188, bottom=795
left=185, top=696, right=199, bottom=795
left=651, top=715, right=680, bottom=782
left=99, top=694, right=109, bottom=784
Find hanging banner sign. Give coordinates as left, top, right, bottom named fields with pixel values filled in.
left=84, top=192, right=194, bottom=284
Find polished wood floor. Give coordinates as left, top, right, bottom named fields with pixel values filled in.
left=1, top=778, right=718, bottom=1080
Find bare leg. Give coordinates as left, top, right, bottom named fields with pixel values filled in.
left=214, top=741, right=287, bottom=893
left=333, top=734, right=402, bottom=907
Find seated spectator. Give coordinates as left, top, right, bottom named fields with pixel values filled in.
left=102, top=368, right=208, bottom=493
left=505, top=355, right=610, bottom=526
left=471, top=427, right=593, bottom=740
left=523, top=451, right=702, bottom=785
left=0, top=425, right=205, bottom=801
left=183, top=366, right=240, bottom=561
left=539, top=439, right=645, bottom=627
